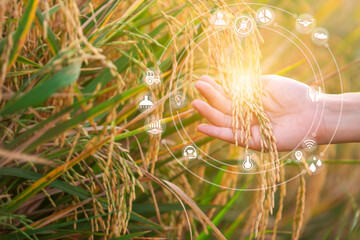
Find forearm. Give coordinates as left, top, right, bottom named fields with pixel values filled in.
left=319, top=93, right=360, bottom=144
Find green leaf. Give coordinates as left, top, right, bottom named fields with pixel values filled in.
left=35, top=8, right=60, bottom=54
left=2, top=211, right=158, bottom=239
left=111, top=231, right=150, bottom=240
left=0, top=0, right=39, bottom=70
left=16, top=55, right=42, bottom=68
left=196, top=191, right=243, bottom=240
left=0, top=167, right=92, bottom=200
left=0, top=62, right=81, bottom=117
left=94, top=0, right=155, bottom=45
left=81, top=0, right=122, bottom=36
left=5, top=85, right=116, bottom=149
left=25, top=84, right=144, bottom=152
left=84, top=5, right=183, bottom=93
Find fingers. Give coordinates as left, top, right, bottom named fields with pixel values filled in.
left=192, top=100, right=232, bottom=128
left=199, top=75, right=226, bottom=96
left=197, top=124, right=235, bottom=143
left=197, top=124, right=261, bottom=150
left=195, top=81, right=232, bottom=115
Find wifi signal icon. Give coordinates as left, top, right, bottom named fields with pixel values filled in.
left=302, top=138, right=317, bottom=152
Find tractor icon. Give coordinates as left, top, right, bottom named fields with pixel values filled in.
left=145, top=70, right=161, bottom=86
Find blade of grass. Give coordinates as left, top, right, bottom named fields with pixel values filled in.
left=0, top=167, right=92, bottom=200
left=164, top=180, right=226, bottom=240
left=0, top=62, right=81, bottom=117
left=16, top=55, right=42, bottom=68
left=196, top=190, right=243, bottom=240
left=2, top=210, right=160, bottom=239
left=34, top=8, right=60, bottom=55
left=0, top=0, right=40, bottom=71
left=84, top=5, right=183, bottom=93
left=5, top=85, right=117, bottom=149
left=111, top=231, right=150, bottom=240
left=4, top=86, right=147, bottom=212
left=24, top=84, right=144, bottom=152
left=274, top=59, right=305, bottom=76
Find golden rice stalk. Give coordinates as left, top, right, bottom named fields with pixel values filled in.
left=0, top=148, right=55, bottom=166
left=272, top=164, right=286, bottom=240
left=207, top=7, right=281, bottom=236
left=292, top=174, right=306, bottom=240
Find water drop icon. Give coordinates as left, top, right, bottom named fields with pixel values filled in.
left=309, top=163, right=316, bottom=173
left=316, top=159, right=322, bottom=166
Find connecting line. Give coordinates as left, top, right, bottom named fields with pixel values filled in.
left=171, top=19, right=325, bottom=169
left=162, top=140, right=305, bottom=191
left=171, top=27, right=288, bottom=170
left=274, top=24, right=324, bottom=144
left=276, top=25, right=343, bottom=155
left=160, top=180, right=193, bottom=240
left=162, top=4, right=334, bottom=173
left=169, top=29, right=229, bottom=144
left=159, top=3, right=297, bottom=62
left=323, top=46, right=344, bottom=153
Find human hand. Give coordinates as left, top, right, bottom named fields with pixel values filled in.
left=192, top=75, right=325, bottom=151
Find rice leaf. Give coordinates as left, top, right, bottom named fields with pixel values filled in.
left=0, top=167, right=92, bottom=200
left=16, top=55, right=43, bottom=68
left=0, top=0, right=39, bottom=71
left=110, top=231, right=150, bottom=240
left=0, top=62, right=81, bottom=117
left=34, top=8, right=60, bottom=55
left=196, top=191, right=242, bottom=240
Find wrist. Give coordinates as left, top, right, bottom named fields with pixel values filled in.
left=319, top=93, right=360, bottom=144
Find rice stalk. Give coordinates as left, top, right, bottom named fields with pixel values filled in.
left=292, top=174, right=306, bottom=240
left=204, top=5, right=282, bottom=238
left=3, top=0, right=350, bottom=239
left=272, top=163, right=286, bottom=240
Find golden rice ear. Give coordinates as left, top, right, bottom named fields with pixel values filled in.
left=208, top=8, right=284, bottom=239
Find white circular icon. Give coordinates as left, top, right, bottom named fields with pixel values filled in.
left=302, top=137, right=318, bottom=152
left=143, top=68, right=162, bottom=88
left=296, top=13, right=316, bottom=34
left=308, top=155, right=324, bottom=174
left=257, top=8, right=274, bottom=25
left=294, top=150, right=303, bottom=162
left=171, top=91, right=187, bottom=109
left=183, top=145, right=198, bottom=159
left=242, top=153, right=254, bottom=170
left=145, top=117, right=166, bottom=136
left=137, top=92, right=154, bottom=112
left=234, top=16, right=253, bottom=35
left=213, top=11, right=228, bottom=27
left=311, top=27, right=329, bottom=46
